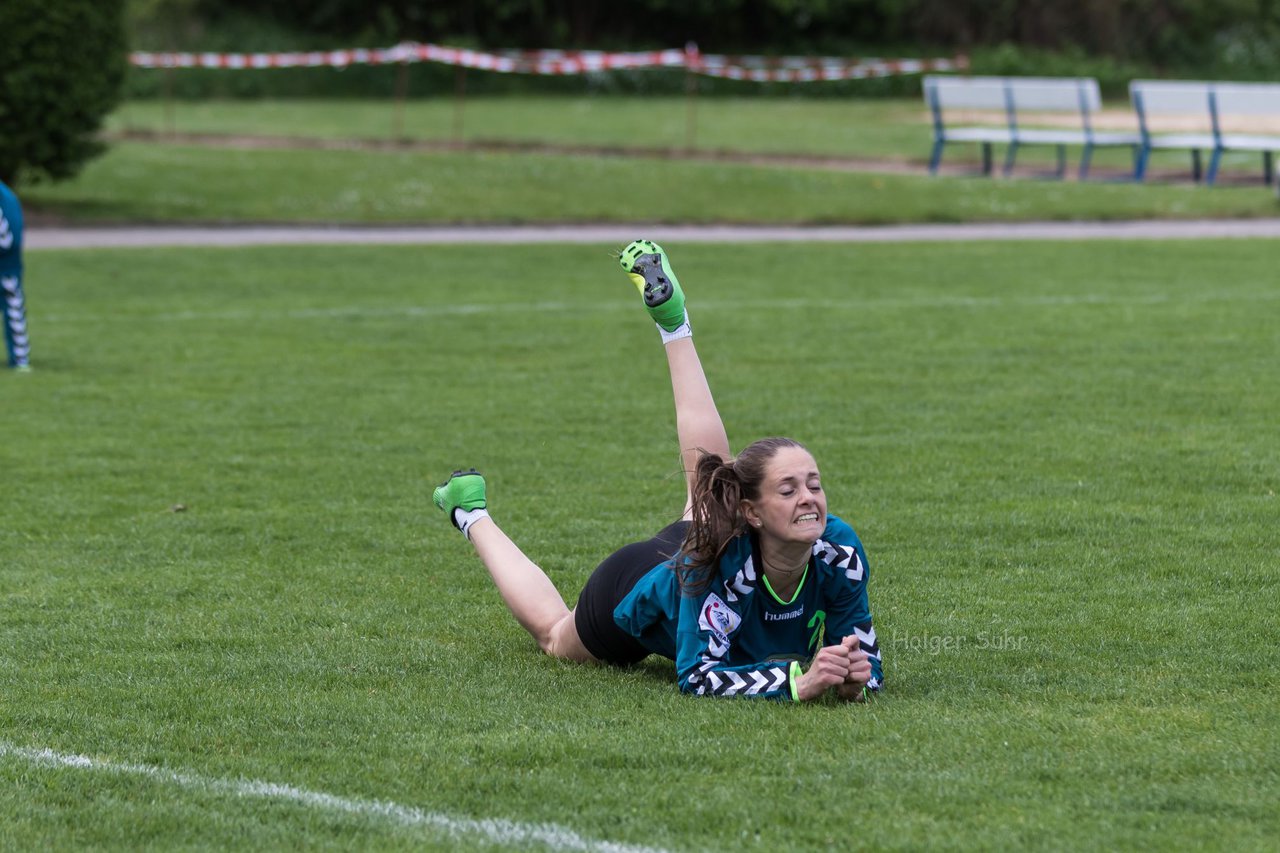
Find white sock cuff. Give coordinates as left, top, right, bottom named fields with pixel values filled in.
left=452, top=507, right=490, bottom=540
left=659, top=311, right=693, bottom=345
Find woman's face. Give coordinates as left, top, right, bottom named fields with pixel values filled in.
left=742, top=445, right=827, bottom=544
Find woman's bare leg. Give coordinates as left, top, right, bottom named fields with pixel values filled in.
left=438, top=241, right=725, bottom=660
left=619, top=240, right=732, bottom=516
left=664, top=335, right=731, bottom=518
left=466, top=519, right=597, bottom=662
left=435, top=472, right=596, bottom=662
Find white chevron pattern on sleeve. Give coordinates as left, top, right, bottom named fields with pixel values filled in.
left=0, top=212, right=12, bottom=251
left=689, top=641, right=729, bottom=695
left=1, top=275, right=28, bottom=360
left=702, top=666, right=788, bottom=696
left=814, top=539, right=864, bottom=581
left=723, top=555, right=757, bottom=603
left=855, top=625, right=880, bottom=661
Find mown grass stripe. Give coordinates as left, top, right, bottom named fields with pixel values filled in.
left=34, top=287, right=1280, bottom=327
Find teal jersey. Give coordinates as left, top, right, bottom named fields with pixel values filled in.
left=0, top=180, right=21, bottom=272
left=0, top=180, right=28, bottom=368
left=613, top=515, right=883, bottom=700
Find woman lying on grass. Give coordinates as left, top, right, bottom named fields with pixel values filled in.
left=434, top=240, right=882, bottom=701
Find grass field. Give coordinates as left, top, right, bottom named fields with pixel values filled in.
left=108, top=96, right=936, bottom=159
left=21, top=139, right=1280, bottom=227
left=101, top=95, right=1262, bottom=179
left=2, top=240, right=1276, bottom=850
left=12, top=96, right=1278, bottom=225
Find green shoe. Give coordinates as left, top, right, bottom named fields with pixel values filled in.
left=618, top=239, right=686, bottom=332
left=433, top=468, right=487, bottom=530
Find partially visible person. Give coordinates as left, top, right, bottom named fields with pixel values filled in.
left=0, top=179, right=31, bottom=371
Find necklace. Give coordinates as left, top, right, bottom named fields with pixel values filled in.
left=750, top=528, right=809, bottom=578
left=762, top=556, right=807, bottom=576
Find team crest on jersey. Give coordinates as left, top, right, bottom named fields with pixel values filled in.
left=698, top=593, right=741, bottom=641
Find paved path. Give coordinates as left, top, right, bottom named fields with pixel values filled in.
left=25, top=219, right=1280, bottom=250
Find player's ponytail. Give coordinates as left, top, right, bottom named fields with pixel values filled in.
left=676, top=437, right=806, bottom=593
left=676, top=452, right=741, bottom=592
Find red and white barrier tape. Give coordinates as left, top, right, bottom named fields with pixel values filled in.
left=692, top=55, right=966, bottom=81
left=130, top=48, right=402, bottom=69
left=130, top=42, right=966, bottom=79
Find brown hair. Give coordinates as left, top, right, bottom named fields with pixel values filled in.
left=676, top=437, right=807, bottom=593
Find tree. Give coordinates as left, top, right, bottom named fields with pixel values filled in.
left=0, top=0, right=128, bottom=186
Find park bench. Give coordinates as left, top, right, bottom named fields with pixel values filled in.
left=921, top=74, right=1141, bottom=178
left=1129, top=80, right=1280, bottom=184
left=923, top=75, right=1142, bottom=179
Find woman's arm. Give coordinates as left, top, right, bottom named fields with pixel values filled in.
left=818, top=520, right=884, bottom=692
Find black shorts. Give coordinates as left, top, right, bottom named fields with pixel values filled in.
left=574, top=519, right=689, bottom=666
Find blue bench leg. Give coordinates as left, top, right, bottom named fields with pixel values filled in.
left=1191, top=150, right=1203, bottom=183
left=1003, top=141, right=1019, bottom=176
left=929, top=139, right=944, bottom=175
left=1055, top=145, right=1066, bottom=178
left=981, top=143, right=993, bottom=176
left=1079, top=143, right=1095, bottom=180
left=1133, top=145, right=1149, bottom=181
left=1207, top=148, right=1223, bottom=185
left=1263, top=151, right=1274, bottom=185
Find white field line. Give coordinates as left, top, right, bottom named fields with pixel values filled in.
left=38, top=289, right=1280, bottom=326
left=0, top=741, right=673, bottom=853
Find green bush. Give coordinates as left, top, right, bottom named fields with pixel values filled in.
left=966, top=43, right=1151, bottom=99
left=0, top=0, right=128, bottom=185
